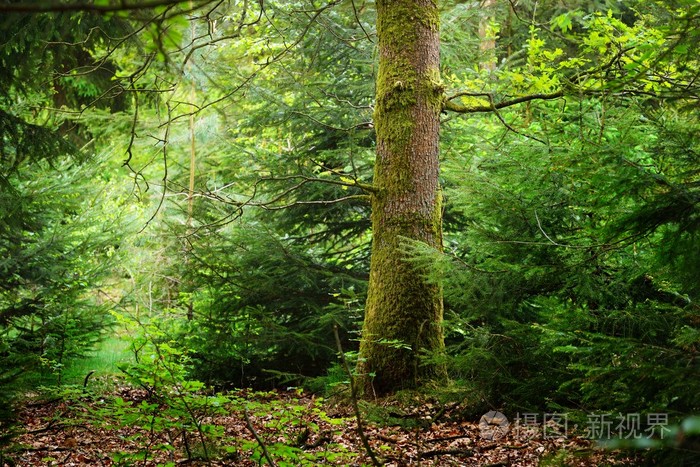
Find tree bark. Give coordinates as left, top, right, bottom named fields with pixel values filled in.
left=357, top=0, right=447, bottom=396
left=478, top=0, right=497, bottom=71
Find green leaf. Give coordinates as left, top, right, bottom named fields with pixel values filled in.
left=551, top=13, right=573, bottom=33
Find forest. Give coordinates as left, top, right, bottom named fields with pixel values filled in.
left=1, top=0, right=699, bottom=465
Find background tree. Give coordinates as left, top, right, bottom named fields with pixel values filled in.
left=0, top=4, right=139, bottom=449
left=88, top=0, right=378, bottom=389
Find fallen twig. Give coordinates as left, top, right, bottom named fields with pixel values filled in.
left=425, top=434, right=472, bottom=444
left=419, top=448, right=473, bottom=459
left=333, top=324, right=383, bottom=466
left=243, top=407, right=277, bottom=467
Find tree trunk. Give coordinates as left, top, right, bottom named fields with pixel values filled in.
left=357, top=0, right=446, bottom=396
left=478, top=0, right=497, bottom=71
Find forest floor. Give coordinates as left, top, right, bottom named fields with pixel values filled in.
left=8, top=382, right=640, bottom=466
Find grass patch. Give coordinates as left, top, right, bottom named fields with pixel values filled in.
left=14, top=332, right=134, bottom=393
left=61, top=333, right=133, bottom=385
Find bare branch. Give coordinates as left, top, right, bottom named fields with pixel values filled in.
left=486, top=93, right=547, bottom=144
left=351, top=0, right=374, bottom=43
left=256, top=194, right=370, bottom=211
left=138, top=103, right=172, bottom=233
left=444, top=90, right=565, bottom=113
left=257, top=174, right=377, bottom=195
left=0, top=0, right=216, bottom=14
left=244, top=407, right=278, bottom=467
left=333, top=324, right=383, bottom=467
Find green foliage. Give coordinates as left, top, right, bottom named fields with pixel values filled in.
left=109, top=0, right=377, bottom=390
left=596, top=414, right=700, bottom=465
left=1, top=157, right=121, bottom=362
left=80, top=314, right=355, bottom=464
left=2, top=0, right=700, bottom=463
left=0, top=10, right=129, bottom=100
left=92, top=313, right=224, bottom=463
left=165, top=223, right=367, bottom=387
left=427, top=58, right=700, bottom=420
left=0, top=2, right=142, bottom=425
left=0, top=151, right=128, bottom=459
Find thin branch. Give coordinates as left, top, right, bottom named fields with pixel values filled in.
left=351, top=0, right=374, bottom=43
left=0, top=0, right=215, bottom=14
left=244, top=407, right=278, bottom=467
left=258, top=174, right=377, bottom=194
left=290, top=110, right=373, bottom=133
left=419, top=448, right=473, bottom=459
left=256, top=194, right=370, bottom=210
left=444, top=90, right=565, bottom=113
left=486, top=93, right=547, bottom=144
left=138, top=103, right=172, bottom=233
left=123, top=81, right=151, bottom=200
left=165, top=171, right=372, bottom=232
left=446, top=247, right=509, bottom=274
left=333, top=324, right=383, bottom=467
left=487, top=229, right=648, bottom=252
left=318, top=88, right=373, bottom=110
left=534, top=210, right=563, bottom=247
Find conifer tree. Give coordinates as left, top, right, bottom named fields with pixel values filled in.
left=357, top=0, right=447, bottom=395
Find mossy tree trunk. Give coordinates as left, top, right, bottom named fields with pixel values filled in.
left=357, top=0, right=447, bottom=396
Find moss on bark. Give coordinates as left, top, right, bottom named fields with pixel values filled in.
left=358, top=0, right=447, bottom=396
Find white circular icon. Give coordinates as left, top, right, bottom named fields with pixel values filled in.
left=479, top=410, right=510, bottom=440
